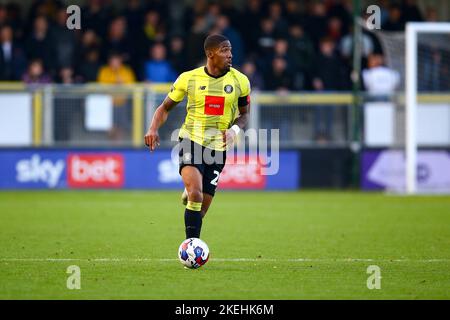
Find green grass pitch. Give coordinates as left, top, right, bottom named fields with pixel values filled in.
left=0, top=191, right=449, bottom=299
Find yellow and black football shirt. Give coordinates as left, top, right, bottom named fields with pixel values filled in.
left=167, top=66, right=251, bottom=151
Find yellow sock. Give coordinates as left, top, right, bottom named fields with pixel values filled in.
left=186, top=201, right=202, bottom=211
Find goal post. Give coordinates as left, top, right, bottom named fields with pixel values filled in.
left=405, top=23, right=450, bottom=194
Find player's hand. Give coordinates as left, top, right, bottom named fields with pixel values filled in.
left=144, top=129, right=160, bottom=152
left=223, top=128, right=237, bottom=148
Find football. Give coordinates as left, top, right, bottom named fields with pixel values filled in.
left=178, top=238, right=210, bottom=269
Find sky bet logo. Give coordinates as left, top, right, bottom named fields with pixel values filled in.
left=67, top=154, right=124, bottom=188
left=14, top=153, right=124, bottom=189
left=16, top=154, right=65, bottom=188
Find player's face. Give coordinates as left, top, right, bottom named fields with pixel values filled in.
left=213, top=41, right=233, bottom=72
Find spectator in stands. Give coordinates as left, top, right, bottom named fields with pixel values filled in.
left=378, top=0, right=391, bottom=26
left=124, top=0, right=145, bottom=42
left=168, top=36, right=187, bottom=74
left=5, top=3, right=24, bottom=41
left=288, top=24, right=314, bottom=90
left=362, top=53, right=400, bottom=97
left=0, top=25, right=27, bottom=80
left=102, top=17, right=132, bottom=65
left=263, top=56, right=293, bottom=140
left=52, top=7, right=76, bottom=71
left=312, top=37, right=349, bottom=142
left=143, top=43, right=176, bottom=83
left=303, top=1, right=328, bottom=47
left=184, top=0, right=208, bottom=33
left=242, top=60, right=264, bottom=91
left=54, top=67, right=80, bottom=142
left=77, top=49, right=101, bottom=83
left=285, top=0, right=304, bottom=26
left=141, top=10, right=164, bottom=55
left=212, top=15, right=244, bottom=66
left=264, top=38, right=295, bottom=83
left=339, top=24, right=376, bottom=70
left=76, top=29, right=101, bottom=62
left=205, top=2, right=222, bottom=31
left=220, top=0, right=241, bottom=28
left=97, top=52, right=136, bottom=141
left=241, top=0, right=262, bottom=56
left=272, top=38, right=291, bottom=63
left=0, top=5, right=8, bottom=28
left=57, top=67, right=78, bottom=84
left=264, top=56, right=293, bottom=92
left=402, top=0, right=423, bottom=23
left=22, top=58, right=51, bottom=84
left=81, top=0, right=113, bottom=39
left=186, top=15, right=208, bottom=67
left=256, top=17, right=276, bottom=65
left=146, top=0, right=169, bottom=19
left=326, top=16, right=344, bottom=43
left=425, top=6, right=439, bottom=22
left=313, top=37, right=349, bottom=92
left=327, top=0, right=353, bottom=35
left=268, top=2, right=288, bottom=37
left=27, top=0, right=60, bottom=24
left=382, top=4, right=404, bottom=31
left=24, top=15, right=55, bottom=75
left=97, top=51, right=136, bottom=86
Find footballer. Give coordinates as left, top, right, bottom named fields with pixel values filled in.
left=144, top=34, right=251, bottom=239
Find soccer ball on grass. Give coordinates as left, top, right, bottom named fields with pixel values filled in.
left=178, top=238, right=209, bottom=269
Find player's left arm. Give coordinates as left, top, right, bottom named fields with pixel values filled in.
left=224, top=96, right=250, bottom=147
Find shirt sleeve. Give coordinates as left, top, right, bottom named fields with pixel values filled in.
left=167, top=72, right=188, bottom=102
left=239, top=75, right=251, bottom=97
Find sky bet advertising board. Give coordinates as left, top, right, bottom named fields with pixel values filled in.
left=0, top=150, right=300, bottom=190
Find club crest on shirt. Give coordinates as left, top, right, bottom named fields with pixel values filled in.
left=224, top=84, right=233, bottom=94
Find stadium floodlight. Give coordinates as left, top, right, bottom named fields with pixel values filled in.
left=405, top=23, right=450, bottom=194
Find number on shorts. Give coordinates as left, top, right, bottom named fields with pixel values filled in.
left=210, top=170, right=220, bottom=186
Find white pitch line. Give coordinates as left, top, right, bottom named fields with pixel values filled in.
left=0, top=258, right=449, bottom=263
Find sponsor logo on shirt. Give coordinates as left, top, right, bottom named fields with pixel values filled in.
left=204, top=95, right=225, bottom=115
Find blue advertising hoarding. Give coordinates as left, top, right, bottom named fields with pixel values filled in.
left=0, top=149, right=300, bottom=190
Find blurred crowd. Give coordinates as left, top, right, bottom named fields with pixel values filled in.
left=0, top=0, right=443, bottom=91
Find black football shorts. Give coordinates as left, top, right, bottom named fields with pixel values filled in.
left=178, top=138, right=226, bottom=196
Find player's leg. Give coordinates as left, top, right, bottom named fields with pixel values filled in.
left=201, top=148, right=226, bottom=218
left=181, top=188, right=188, bottom=205
left=201, top=193, right=213, bottom=218
left=183, top=189, right=212, bottom=217
left=181, top=165, right=204, bottom=238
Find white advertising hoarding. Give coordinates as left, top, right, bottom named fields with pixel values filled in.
left=0, top=93, right=33, bottom=146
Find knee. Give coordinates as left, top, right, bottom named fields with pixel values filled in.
left=187, top=188, right=203, bottom=203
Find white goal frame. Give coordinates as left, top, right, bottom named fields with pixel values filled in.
left=405, top=22, right=450, bottom=194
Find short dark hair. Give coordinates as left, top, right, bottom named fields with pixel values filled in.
left=107, top=51, right=122, bottom=60
left=204, top=34, right=229, bottom=52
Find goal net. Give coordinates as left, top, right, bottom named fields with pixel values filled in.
left=362, top=23, right=450, bottom=194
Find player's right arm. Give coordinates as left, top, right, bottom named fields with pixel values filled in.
left=145, top=96, right=178, bottom=151
left=144, top=72, right=188, bottom=152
